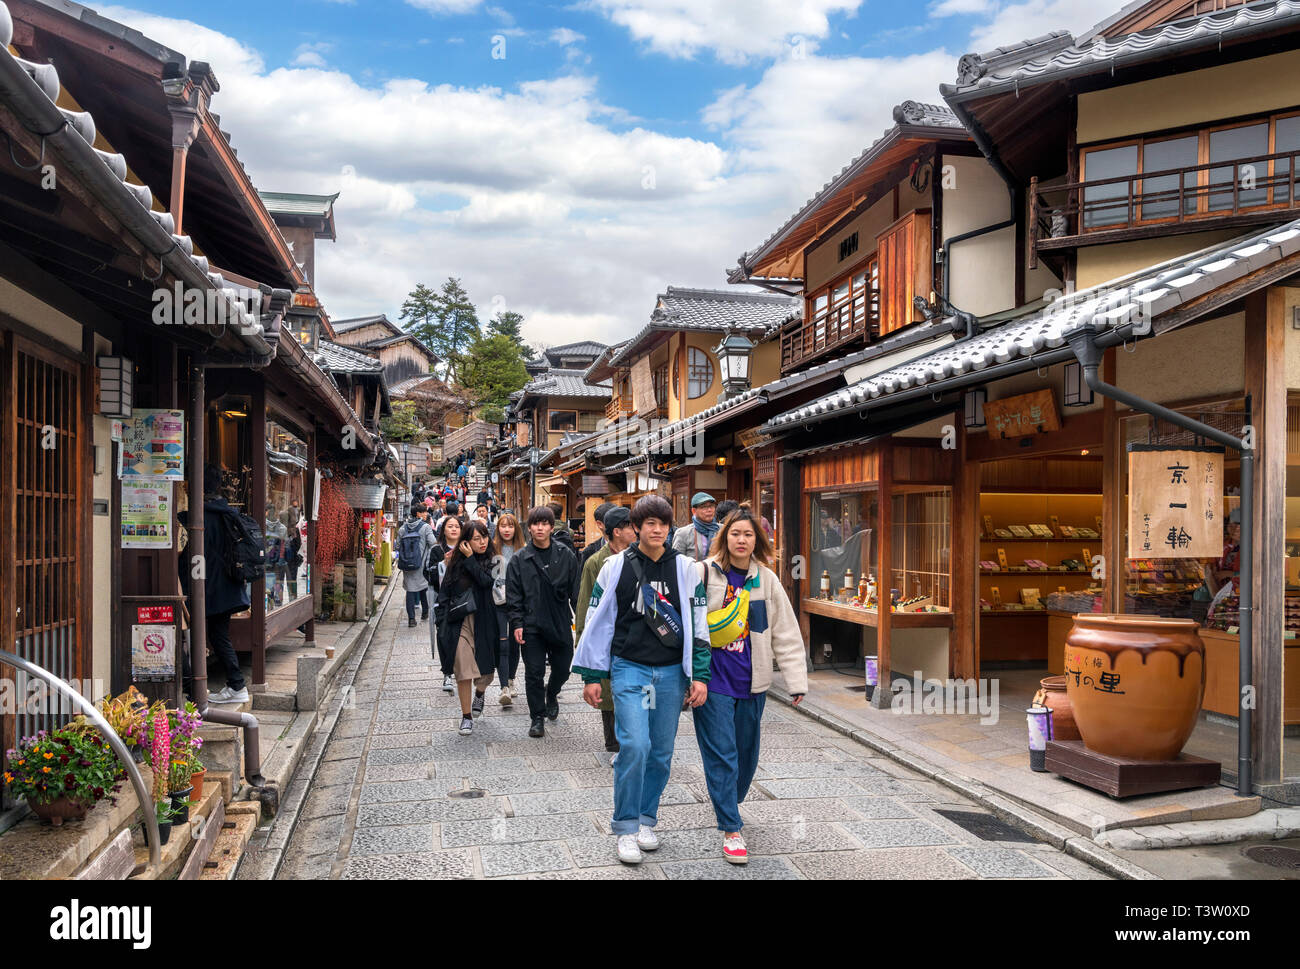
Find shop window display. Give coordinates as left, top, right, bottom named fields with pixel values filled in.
left=890, top=489, right=952, bottom=610
left=809, top=490, right=878, bottom=599
left=266, top=421, right=310, bottom=613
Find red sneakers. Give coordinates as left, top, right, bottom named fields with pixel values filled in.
left=722, top=832, right=748, bottom=865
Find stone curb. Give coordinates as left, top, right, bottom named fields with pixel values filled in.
left=769, top=686, right=1158, bottom=881
left=1096, top=806, right=1300, bottom=850
left=235, top=580, right=396, bottom=880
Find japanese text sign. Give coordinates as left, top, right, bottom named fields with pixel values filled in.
left=1127, top=445, right=1224, bottom=559
left=981, top=389, right=1061, bottom=439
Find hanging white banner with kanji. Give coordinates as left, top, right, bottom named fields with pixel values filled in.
left=1127, top=445, right=1224, bottom=559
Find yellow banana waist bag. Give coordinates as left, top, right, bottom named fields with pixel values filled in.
left=707, top=571, right=758, bottom=647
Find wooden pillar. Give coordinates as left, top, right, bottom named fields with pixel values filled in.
left=952, top=421, right=979, bottom=680
left=1245, top=287, right=1286, bottom=787
left=250, top=381, right=268, bottom=689
left=304, top=427, right=317, bottom=647
left=1102, top=347, right=1121, bottom=614
left=872, top=444, right=893, bottom=707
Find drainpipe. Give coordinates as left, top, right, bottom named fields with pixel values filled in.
left=940, top=185, right=1019, bottom=339
left=189, top=359, right=264, bottom=787
left=1067, top=327, right=1254, bottom=797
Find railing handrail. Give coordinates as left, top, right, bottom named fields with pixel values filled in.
left=1040, top=147, right=1300, bottom=194
left=0, top=649, right=160, bottom=870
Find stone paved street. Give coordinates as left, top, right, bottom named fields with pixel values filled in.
left=274, top=588, right=1109, bottom=880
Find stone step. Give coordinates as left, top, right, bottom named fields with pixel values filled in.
left=127, top=785, right=224, bottom=880
left=199, top=803, right=260, bottom=880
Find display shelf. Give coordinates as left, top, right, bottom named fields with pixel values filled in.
left=979, top=536, right=1100, bottom=543
left=982, top=569, right=1093, bottom=576
left=800, top=597, right=953, bottom=628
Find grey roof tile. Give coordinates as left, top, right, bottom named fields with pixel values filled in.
left=520, top=368, right=611, bottom=399
left=944, top=1, right=1300, bottom=100
left=318, top=340, right=383, bottom=374
left=607, top=288, right=798, bottom=368
left=767, top=217, right=1300, bottom=430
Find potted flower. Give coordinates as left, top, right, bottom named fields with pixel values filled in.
left=146, top=710, right=180, bottom=844
left=166, top=702, right=204, bottom=815
left=98, top=686, right=165, bottom=762
left=4, top=726, right=123, bottom=825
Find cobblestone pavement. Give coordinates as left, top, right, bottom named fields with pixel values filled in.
left=275, top=589, right=1109, bottom=880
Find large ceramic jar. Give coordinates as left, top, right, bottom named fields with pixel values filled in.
left=1036, top=675, right=1081, bottom=741
left=1063, top=614, right=1205, bottom=761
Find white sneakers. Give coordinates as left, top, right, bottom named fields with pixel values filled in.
left=722, top=832, right=748, bottom=865
left=616, top=826, right=660, bottom=864
left=616, top=834, right=643, bottom=864
left=442, top=674, right=455, bottom=693
left=209, top=685, right=249, bottom=704
left=499, top=681, right=513, bottom=706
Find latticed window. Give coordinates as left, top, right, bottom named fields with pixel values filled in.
left=687, top=347, right=712, bottom=399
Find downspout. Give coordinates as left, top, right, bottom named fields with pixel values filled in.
left=1067, top=327, right=1254, bottom=797
left=189, top=359, right=265, bottom=787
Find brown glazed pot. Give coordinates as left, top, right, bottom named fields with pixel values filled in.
left=1036, top=675, right=1081, bottom=741
left=1064, top=614, right=1205, bottom=761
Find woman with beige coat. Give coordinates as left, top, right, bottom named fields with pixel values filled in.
left=693, top=508, right=807, bottom=865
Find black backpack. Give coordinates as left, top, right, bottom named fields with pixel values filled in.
left=397, top=527, right=426, bottom=572
left=220, top=509, right=267, bottom=584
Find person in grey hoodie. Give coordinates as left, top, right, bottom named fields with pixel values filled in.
left=397, top=504, right=437, bottom=627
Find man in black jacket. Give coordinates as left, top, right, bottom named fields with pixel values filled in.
left=506, top=505, right=580, bottom=738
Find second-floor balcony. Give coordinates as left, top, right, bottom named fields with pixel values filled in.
left=1030, top=149, right=1300, bottom=266
left=605, top=391, right=633, bottom=422
left=781, top=286, right=879, bottom=372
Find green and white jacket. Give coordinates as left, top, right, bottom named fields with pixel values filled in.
left=572, top=546, right=712, bottom=685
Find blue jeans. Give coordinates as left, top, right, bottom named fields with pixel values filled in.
left=693, top=691, right=766, bottom=832
left=609, top=656, right=688, bottom=836
left=405, top=589, right=427, bottom=621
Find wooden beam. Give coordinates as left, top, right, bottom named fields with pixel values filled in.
left=953, top=420, right=979, bottom=679
left=872, top=443, right=893, bottom=707
left=1102, top=347, right=1121, bottom=614
left=1244, top=286, right=1286, bottom=787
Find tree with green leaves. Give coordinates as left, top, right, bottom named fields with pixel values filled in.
left=400, top=277, right=481, bottom=382
left=487, top=310, right=536, bottom=363
left=379, top=400, right=425, bottom=443
left=462, top=333, right=529, bottom=410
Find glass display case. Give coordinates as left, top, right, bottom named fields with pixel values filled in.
left=808, top=488, right=878, bottom=598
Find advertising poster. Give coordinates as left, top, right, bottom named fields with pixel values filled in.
left=121, top=480, right=173, bottom=549
left=120, top=409, right=185, bottom=480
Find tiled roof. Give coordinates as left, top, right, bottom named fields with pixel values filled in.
left=545, top=340, right=607, bottom=359
left=333, top=314, right=395, bottom=334
left=942, top=1, right=1300, bottom=100
left=318, top=340, right=383, bottom=374
left=766, top=219, right=1300, bottom=430
left=0, top=1, right=265, bottom=342
left=607, top=288, right=799, bottom=368
left=730, top=98, right=966, bottom=284
left=259, top=191, right=340, bottom=217
left=521, top=368, right=612, bottom=399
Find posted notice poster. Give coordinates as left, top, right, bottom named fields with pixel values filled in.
left=121, top=480, right=173, bottom=549
left=1127, top=444, right=1224, bottom=559
left=130, top=623, right=175, bottom=678
left=121, top=409, right=184, bottom=480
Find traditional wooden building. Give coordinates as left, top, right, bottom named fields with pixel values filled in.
left=331, top=313, right=439, bottom=387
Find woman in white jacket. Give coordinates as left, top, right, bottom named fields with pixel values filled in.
left=694, top=507, right=807, bottom=865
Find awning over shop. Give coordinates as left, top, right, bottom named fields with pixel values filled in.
left=336, top=481, right=388, bottom=510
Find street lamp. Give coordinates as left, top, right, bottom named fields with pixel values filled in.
left=713, top=329, right=755, bottom=400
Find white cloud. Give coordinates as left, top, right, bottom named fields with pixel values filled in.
left=484, top=4, right=514, bottom=24
left=292, top=41, right=333, bottom=68
left=966, top=0, right=1106, bottom=51
left=929, top=0, right=995, bottom=16
left=580, top=0, right=863, bottom=64
left=550, top=27, right=586, bottom=46
left=404, top=0, right=483, bottom=14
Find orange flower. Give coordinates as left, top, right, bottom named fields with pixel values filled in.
left=42, top=752, right=53, bottom=760
left=3, top=772, right=12, bottom=783
left=41, top=766, right=51, bottom=773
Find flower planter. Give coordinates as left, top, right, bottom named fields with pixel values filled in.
left=156, top=819, right=172, bottom=846
left=27, top=796, right=91, bottom=826
left=190, top=768, right=206, bottom=802
left=1064, top=614, right=1205, bottom=762
left=170, top=786, right=193, bottom=824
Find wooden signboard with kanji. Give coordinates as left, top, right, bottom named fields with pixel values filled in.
left=983, top=389, right=1061, bottom=438
left=1127, top=445, right=1224, bottom=559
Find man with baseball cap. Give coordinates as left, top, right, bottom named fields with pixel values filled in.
left=672, top=492, right=718, bottom=562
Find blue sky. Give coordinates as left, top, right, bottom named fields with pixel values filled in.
left=94, top=0, right=1112, bottom=345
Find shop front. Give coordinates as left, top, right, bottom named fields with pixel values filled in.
left=787, top=434, right=956, bottom=692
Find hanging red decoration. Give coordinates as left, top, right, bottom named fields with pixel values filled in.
left=315, top=477, right=355, bottom=577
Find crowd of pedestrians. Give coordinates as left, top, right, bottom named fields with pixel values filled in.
left=391, top=489, right=808, bottom=867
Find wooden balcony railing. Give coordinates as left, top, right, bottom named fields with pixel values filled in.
left=606, top=391, right=633, bottom=422
left=1030, top=149, right=1300, bottom=265
left=781, top=289, right=879, bottom=372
